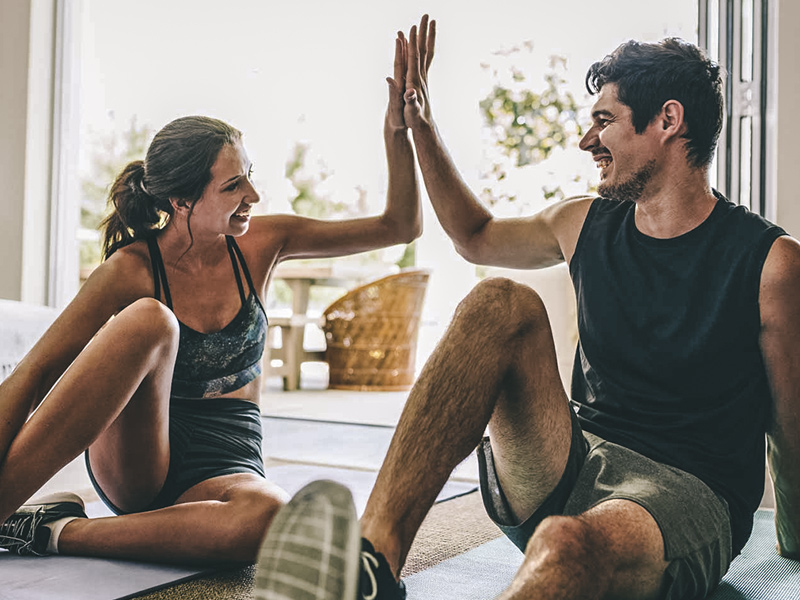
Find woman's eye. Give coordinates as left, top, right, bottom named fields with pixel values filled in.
left=225, top=181, right=239, bottom=192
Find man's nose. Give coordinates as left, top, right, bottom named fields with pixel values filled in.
left=579, top=126, right=597, bottom=152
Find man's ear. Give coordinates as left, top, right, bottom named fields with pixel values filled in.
left=660, top=99, right=687, bottom=139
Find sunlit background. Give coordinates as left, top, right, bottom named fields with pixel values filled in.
left=73, top=0, right=697, bottom=361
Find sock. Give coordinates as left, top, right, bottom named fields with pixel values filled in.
left=45, top=516, right=81, bottom=554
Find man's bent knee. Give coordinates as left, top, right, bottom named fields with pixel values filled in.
left=455, top=278, right=550, bottom=336
left=527, top=515, right=599, bottom=561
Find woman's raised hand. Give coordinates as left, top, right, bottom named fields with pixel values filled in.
left=385, top=31, right=408, bottom=133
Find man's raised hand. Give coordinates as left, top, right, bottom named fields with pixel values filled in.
left=404, top=14, right=436, bottom=130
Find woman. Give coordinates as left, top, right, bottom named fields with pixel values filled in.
left=0, top=35, right=418, bottom=564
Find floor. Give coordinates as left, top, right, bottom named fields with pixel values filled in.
left=32, top=360, right=775, bottom=511
left=33, top=363, right=411, bottom=501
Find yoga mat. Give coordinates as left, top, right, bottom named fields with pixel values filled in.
left=261, top=415, right=479, bottom=480
left=405, top=509, right=800, bottom=599
left=263, top=463, right=477, bottom=516
left=0, top=463, right=475, bottom=600
left=0, top=555, right=211, bottom=600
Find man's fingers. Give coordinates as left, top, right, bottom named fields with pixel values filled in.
left=418, top=14, right=429, bottom=72
left=404, top=89, right=419, bottom=109
left=426, top=19, right=436, bottom=72
left=407, top=24, right=419, bottom=84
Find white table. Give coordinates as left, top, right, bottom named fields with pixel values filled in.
left=267, top=263, right=394, bottom=390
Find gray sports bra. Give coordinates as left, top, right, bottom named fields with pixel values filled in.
left=147, top=236, right=268, bottom=398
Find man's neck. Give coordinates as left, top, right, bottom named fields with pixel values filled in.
left=632, top=169, right=717, bottom=239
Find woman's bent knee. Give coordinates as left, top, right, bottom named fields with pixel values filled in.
left=213, top=490, right=285, bottom=561
left=114, top=298, right=179, bottom=350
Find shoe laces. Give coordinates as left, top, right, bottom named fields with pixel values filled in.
left=0, top=507, right=42, bottom=555
left=360, top=550, right=380, bottom=600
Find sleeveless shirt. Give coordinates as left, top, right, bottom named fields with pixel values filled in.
left=569, top=191, right=785, bottom=555
left=147, top=236, right=268, bottom=398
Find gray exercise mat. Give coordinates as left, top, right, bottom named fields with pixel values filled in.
left=261, top=416, right=479, bottom=480
left=0, top=463, right=475, bottom=600
left=405, top=509, right=800, bottom=599
left=0, top=554, right=211, bottom=600
left=262, top=416, right=396, bottom=470
left=263, top=463, right=477, bottom=516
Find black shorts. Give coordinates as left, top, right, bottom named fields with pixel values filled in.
left=86, top=396, right=266, bottom=514
left=478, top=408, right=733, bottom=600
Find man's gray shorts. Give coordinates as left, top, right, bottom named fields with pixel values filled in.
left=477, top=408, right=733, bottom=600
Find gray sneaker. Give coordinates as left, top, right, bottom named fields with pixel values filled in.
left=0, top=492, right=86, bottom=556
left=254, top=480, right=361, bottom=600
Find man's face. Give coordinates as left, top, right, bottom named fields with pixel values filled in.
left=579, top=83, right=659, bottom=202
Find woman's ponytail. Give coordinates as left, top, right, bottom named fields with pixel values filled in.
left=100, top=116, right=242, bottom=260
left=101, top=160, right=168, bottom=259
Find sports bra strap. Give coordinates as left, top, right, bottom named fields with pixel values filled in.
left=226, top=236, right=265, bottom=313
left=225, top=237, right=247, bottom=304
left=146, top=237, right=173, bottom=309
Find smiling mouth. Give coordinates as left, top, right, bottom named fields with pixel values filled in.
left=233, top=210, right=250, bottom=218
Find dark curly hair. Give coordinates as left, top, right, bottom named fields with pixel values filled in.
left=585, top=38, right=723, bottom=169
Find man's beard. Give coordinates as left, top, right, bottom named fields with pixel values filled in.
left=598, top=159, right=656, bottom=202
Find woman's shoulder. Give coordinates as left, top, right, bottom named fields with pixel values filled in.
left=84, top=240, right=157, bottom=305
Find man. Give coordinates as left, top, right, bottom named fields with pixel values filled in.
left=256, top=15, right=800, bottom=600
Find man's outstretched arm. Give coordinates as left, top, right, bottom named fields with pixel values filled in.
left=760, top=235, right=800, bottom=559
left=401, top=15, right=591, bottom=269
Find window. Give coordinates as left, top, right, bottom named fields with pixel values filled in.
left=699, top=0, right=769, bottom=215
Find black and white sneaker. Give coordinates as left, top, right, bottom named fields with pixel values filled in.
left=359, top=538, right=406, bottom=600
left=254, top=480, right=362, bottom=600
left=0, top=492, right=86, bottom=556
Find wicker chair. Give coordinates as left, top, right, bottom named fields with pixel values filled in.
left=321, top=269, right=430, bottom=391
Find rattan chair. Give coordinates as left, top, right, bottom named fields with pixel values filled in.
left=321, top=269, right=430, bottom=391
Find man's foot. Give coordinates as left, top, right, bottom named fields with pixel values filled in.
left=0, top=492, right=87, bottom=556
left=254, top=480, right=362, bottom=600
left=359, top=538, right=406, bottom=600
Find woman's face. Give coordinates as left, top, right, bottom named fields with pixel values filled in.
left=188, top=140, right=260, bottom=237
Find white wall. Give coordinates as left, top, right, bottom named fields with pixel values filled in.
left=769, top=0, right=800, bottom=234
left=0, top=0, right=57, bottom=305
left=0, top=1, right=33, bottom=302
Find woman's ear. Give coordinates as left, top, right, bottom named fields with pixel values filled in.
left=169, top=197, right=190, bottom=213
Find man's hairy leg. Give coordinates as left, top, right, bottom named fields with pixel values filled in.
left=361, top=277, right=573, bottom=576
left=500, top=500, right=668, bottom=600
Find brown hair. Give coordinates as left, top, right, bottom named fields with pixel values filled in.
left=102, top=115, right=242, bottom=258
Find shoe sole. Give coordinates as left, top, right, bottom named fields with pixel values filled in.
left=254, top=480, right=361, bottom=600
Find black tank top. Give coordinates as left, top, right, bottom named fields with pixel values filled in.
left=147, top=236, right=268, bottom=398
left=569, top=192, right=785, bottom=555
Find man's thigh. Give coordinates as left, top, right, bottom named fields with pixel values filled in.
left=480, top=285, right=576, bottom=525
left=479, top=406, right=587, bottom=549
left=481, top=425, right=734, bottom=600
left=564, top=433, right=733, bottom=599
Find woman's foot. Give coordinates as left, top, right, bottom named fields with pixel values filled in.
left=0, top=492, right=87, bottom=556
